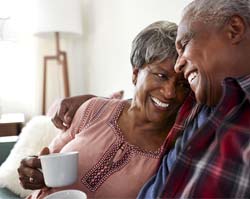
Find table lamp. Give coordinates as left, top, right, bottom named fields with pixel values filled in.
left=34, top=0, right=83, bottom=114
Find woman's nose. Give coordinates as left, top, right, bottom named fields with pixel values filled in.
left=174, top=56, right=186, bottom=73
left=160, top=82, right=176, bottom=99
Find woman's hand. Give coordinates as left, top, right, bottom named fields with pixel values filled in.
left=18, top=147, right=49, bottom=190
left=51, top=95, right=95, bottom=131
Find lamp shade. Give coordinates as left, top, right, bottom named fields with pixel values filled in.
left=34, top=0, right=83, bottom=35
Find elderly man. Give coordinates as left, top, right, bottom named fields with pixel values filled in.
left=139, top=0, right=250, bottom=198
left=50, top=0, right=250, bottom=198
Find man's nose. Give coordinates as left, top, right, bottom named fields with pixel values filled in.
left=160, top=82, right=176, bottom=99
left=174, top=56, right=186, bottom=73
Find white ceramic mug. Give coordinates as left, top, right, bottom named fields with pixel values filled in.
left=40, top=151, right=79, bottom=187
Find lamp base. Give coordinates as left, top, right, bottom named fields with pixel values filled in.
left=42, top=51, right=70, bottom=115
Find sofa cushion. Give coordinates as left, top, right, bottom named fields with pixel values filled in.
left=0, top=136, right=18, bottom=166
left=0, top=187, right=21, bottom=199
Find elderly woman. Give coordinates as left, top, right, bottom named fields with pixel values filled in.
left=18, top=20, right=190, bottom=198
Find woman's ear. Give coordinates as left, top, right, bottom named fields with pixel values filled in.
left=132, top=68, right=139, bottom=85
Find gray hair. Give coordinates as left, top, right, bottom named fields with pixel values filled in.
left=130, top=21, right=177, bottom=69
left=183, top=0, right=250, bottom=27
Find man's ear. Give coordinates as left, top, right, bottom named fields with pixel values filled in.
left=132, top=68, right=139, bottom=85
left=227, top=15, right=246, bottom=44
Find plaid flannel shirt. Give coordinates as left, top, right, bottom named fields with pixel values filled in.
left=160, top=75, right=250, bottom=198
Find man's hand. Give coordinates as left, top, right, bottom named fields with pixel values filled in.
left=51, top=95, right=95, bottom=131
left=18, top=147, right=50, bottom=190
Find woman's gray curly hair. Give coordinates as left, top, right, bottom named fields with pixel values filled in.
left=130, top=21, right=177, bottom=69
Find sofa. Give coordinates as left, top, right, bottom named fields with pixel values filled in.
left=0, top=136, right=21, bottom=199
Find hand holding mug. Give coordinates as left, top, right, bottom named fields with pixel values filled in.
left=18, top=147, right=50, bottom=190
left=18, top=147, right=78, bottom=189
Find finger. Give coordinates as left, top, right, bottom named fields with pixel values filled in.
left=20, top=156, right=40, bottom=169
left=19, top=175, right=45, bottom=186
left=64, top=114, right=72, bottom=126
left=63, top=110, right=75, bottom=127
left=57, top=102, right=69, bottom=123
left=18, top=170, right=45, bottom=191
left=39, top=147, right=50, bottom=156
left=18, top=166, right=42, bottom=180
left=19, top=179, right=46, bottom=190
left=51, top=116, right=67, bottom=130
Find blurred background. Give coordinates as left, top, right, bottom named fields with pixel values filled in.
left=0, top=0, right=192, bottom=121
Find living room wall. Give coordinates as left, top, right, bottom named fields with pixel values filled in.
left=82, top=0, right=191, bottom=99
left=0, top=0, right=191, bottom=119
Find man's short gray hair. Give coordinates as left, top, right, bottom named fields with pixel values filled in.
left=183, top=0, right=250, bottom=27
left=130, top=21, right=177, bottom=69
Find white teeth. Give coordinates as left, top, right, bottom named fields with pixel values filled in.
left=151, top=97, right=169, bottom=108
left=188, top=72, right=197, bottom=83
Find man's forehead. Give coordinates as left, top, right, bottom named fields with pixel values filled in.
left=176, top=18, right=192, bottom=41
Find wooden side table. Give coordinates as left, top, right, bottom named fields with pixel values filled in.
left=0, top=113, right=25, bottom=136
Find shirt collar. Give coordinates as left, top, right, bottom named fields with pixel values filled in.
left=224, top=74, right=250, bottom=102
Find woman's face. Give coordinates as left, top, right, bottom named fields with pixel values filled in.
left=132, top=58, right=190, bottom=125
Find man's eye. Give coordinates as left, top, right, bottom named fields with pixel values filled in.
left=177, top=81, right=190, bottom=89
left=181, top=42, right=187, bottom=51
left=181, top=39, right=190, bottom=51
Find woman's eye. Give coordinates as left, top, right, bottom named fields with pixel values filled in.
left=154, top=73, right=167, bottom=80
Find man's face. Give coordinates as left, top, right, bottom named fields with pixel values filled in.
left=174, top=17, right=230, bottom=106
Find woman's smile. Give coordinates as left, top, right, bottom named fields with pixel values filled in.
left=150, top=96, right=170, bottom=110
